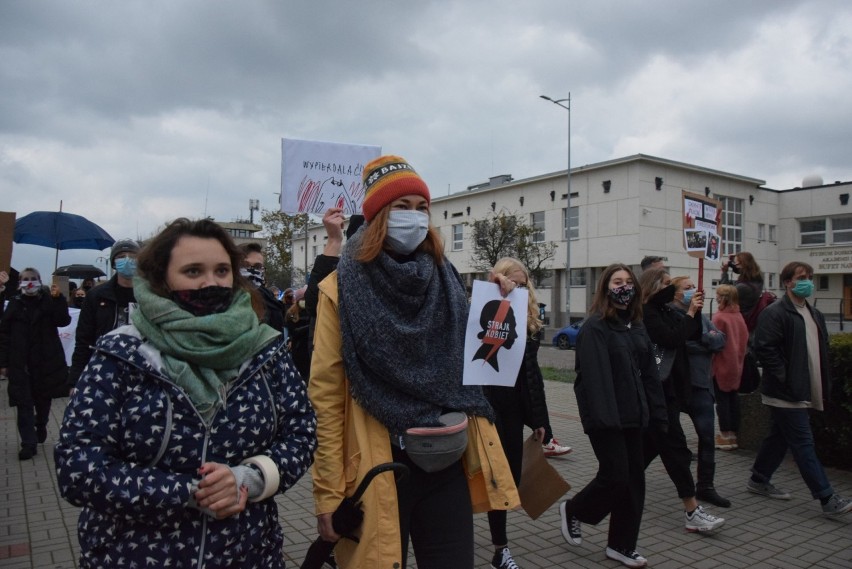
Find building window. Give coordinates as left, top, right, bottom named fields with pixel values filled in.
left=312, top=245, right=319, bottom=259
left=767, top=273, right=775, bottom=289
left=562, top=206, right=579, bottom=240
left=818, top=275, right=829, bottom=290
left=757, top=223, right=766, bottom=241
left=452, top=224, right=464, bottom=251
left=831, top=216, right=852, bottom=244
left=531, top=211, right=545, bottom=243
left=799, top=218, right=826, bottom=246
left=717, top=195, right=743, bottom=255
left=768, top=224, right=777, bottom=242
left=569, top=268, right=586, bottom=286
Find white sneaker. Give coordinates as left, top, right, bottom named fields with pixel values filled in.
left=543, top=438, right=572, bottom=457
left=605, top=546, right=647, bottom=568
left=685, top=505, right=725, bottom=533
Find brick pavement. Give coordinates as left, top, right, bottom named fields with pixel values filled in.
left=1, top=346, right=850, bottom=568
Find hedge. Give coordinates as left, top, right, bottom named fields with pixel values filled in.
left=811, top=332, right=852, bottom=470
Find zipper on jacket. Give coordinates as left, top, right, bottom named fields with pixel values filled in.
left=195, top=427, right=213, bottom=569
left=146, top=393, right=174, bottom=468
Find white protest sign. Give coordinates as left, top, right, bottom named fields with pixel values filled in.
left=280, top=138, right=381, bottom=215
left=463, top=280, right=527, bottom=386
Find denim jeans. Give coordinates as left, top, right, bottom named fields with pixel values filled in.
left=751, top=406, right=834, bottom=500
left=686, top=387, right=717, bottom=489
left=714, top=382, right=740, bottom=433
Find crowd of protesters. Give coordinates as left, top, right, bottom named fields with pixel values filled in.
left=2, top=155, right=850, bottom=569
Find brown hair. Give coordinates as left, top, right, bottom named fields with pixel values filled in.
left=492, top=257, right=543, bottom=334
left=638, top=268, right=670, bottom=304
left=354, top=205, right=444, bottom=264
left=780, top=261, right=814, bottom=286
left=715, top=284, right=739, bottom=309
left=734, top=251, right=763, bottom=282
left=588, top=263, right=643, bottom=323
left=136, top=218, right=264, bottom=319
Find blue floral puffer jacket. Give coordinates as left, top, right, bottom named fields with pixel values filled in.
left=55, top=326, right=317, bottom=569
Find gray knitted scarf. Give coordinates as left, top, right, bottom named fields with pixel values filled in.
left=338, top=230, right=494, bottom=433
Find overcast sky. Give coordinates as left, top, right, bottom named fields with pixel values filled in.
left=3, top=1, right=851, bottom=276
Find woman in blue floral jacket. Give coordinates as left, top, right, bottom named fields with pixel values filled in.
left=56, top=218, right=317, bottom=569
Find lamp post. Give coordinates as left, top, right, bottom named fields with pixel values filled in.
left=540, top=93, right=571, bottom=324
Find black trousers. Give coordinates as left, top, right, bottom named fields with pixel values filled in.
left=392, top=445, right=474, bottom=569
left=485, top=386, right=525, bottom=546
left=568, top=428, right=645, bottom=551
left=643, top=397, right=697, bottom=498
left=17, top=396, right=51, bottom=448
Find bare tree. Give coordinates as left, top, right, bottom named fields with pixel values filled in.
left=467, top=212, right=521, bottom=272
left=467, top=212, right=556, bottom=285
left=514, top=223, right=556, bottom=287
left=260, top=209, right=310, bottom=288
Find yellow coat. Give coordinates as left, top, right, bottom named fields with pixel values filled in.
left=309, top=272, right=520, bottom=569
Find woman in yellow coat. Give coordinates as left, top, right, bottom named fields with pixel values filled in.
left=310, top=155, right=519, bottom=569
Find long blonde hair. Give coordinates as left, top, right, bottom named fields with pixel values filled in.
left=492, top=257, right=543, bottom=334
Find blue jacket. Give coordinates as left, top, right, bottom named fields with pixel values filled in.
left=55, top=327, right=317, bottom=569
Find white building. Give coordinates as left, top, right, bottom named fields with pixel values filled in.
left=294, top=154, right=852, bottom=329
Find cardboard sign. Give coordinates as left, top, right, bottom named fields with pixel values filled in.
left=682, top=191, right=722, bottom=259
left=0, top=211, right=16, bottom=272
left=518, top=434, right=571, bottom=519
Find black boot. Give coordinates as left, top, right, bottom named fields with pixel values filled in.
left=18, top=445, right=37, bottom=460
left=696, top=486, right=731, bottom=508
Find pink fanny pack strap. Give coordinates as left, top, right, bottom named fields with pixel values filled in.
left=406, top=414, right=468, bottom=436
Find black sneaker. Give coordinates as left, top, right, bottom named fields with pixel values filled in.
left=696, top=487, right=731, bottom=508
left=491, top=546, right=520, bottom=569
left=605, top=546, right=648, bottom=568
left=18, top=446, right=36, bottom=460
left=559, top=501, right=582, bottom=545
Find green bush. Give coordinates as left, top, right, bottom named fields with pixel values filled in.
left=811, top=333, right=852, bottom=470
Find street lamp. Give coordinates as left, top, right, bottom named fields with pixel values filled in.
left=540, top=93, right=572, bottom=324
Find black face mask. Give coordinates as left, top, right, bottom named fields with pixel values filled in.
left=650, top=284, right=677, bottom=305
left=170, top=286, right=234, bottom=317
left=73, top=297, right=86, bottom=308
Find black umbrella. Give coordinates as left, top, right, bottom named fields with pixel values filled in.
left=300, top=462, right=409, bottom=569
left=53, top=264, right=107, bottom=280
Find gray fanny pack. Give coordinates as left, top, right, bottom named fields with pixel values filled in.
left=402, top=412, right=469, bottom=473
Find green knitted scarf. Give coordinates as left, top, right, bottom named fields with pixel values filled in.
left=131, top=278, right=280, bottom=420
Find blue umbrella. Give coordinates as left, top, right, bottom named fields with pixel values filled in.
left=14, top=211, right=115, bottom=269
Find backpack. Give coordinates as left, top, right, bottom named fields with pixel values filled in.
left=743, top=287, right=776, bottom=332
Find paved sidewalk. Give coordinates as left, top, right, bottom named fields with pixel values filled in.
left=2, top=352, right=851, bottom=568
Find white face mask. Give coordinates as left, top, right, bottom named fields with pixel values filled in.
left=386, top=210, right=430, bottom=255
left=20, top=279, right=41, bottom=295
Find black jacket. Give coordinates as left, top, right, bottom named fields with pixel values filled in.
left=258, top=286, right=286, bottom=333
left=306, top=253, right=340, bottom=347
left=483, top=332, right=549, bottom=431
left=0, top=287, right=71, bottom=404
left=753, top=294, right=831, bottom=403
left=70, top=275, right=136, bottom=386
left=574, top=314, right=667, bottom=433
left=642, top=300, right=701, bottom=404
